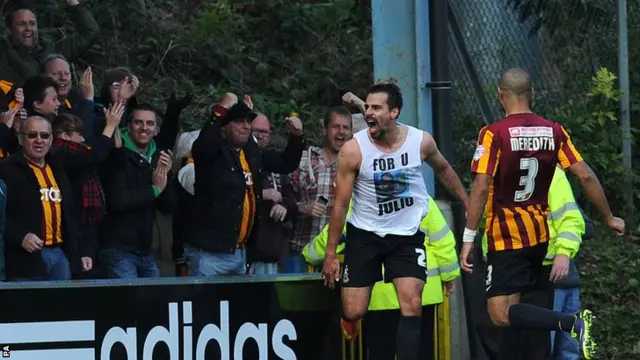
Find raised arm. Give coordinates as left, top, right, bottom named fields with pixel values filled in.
left=342, top=92, right=366, bottom=114
left=261, top=115, right=305, bottom=174
left=421, top=132, right=469, bottom=209
left=322, top=139, right=361, bottom=288
left=556, top=125, right=625, bottom=235
left=191, top=94, right=236, bottom=160
left=155, top=94, right=192, bottom=151
left=261, top=133, right=305, bottom=174
left=56, top=0, right=100, bottom=61
left=61, top=101, right=124, bottom=172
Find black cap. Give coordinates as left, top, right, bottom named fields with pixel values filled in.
left=220, top=102, right=257, bottom=126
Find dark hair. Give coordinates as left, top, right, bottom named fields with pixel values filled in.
left=130, top=103, right=158, bottom=124
left=131, top=103, right=157, bottom=115
left=22, top=75, right=58, bottom=114
left=52, top=113, right=84, bottom=136
left=323, top=105, right=352, bottom=129
left=4, top=1, right=35, bottom=28
left=41, top=53, right=69, bottom=73
left=100, top=67, right=135, bottom=101
left=367, top=83, right=403, bottom=114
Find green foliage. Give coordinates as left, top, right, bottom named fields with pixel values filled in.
left=579, top=229, right=640, bottom=359
left=548, top=68, right=638, bottom=217
left=451, top=66, right=640, bottom=356
left=506, top=0, right=614, bottom=36
left=451, top=107, right=483, bottom=188
left=36, top=0, right=372, bottom=145
left=32, top=0, right=640, bottom=354
left=452, top=67, right=637, bottom=216
left=507, top=0, right=640, bottom=217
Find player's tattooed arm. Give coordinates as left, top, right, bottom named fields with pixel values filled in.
left=420, top=132, right=469, bottom=209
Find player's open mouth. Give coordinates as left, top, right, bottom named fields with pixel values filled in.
left=366, top=118, right=377, bottom=128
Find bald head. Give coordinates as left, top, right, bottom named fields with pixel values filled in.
left=253, top=113, right=269, bottom=128
left=20, top=115, right=53, bottom=164
left=498, top=68, right=533, bottom=101
left=251, top=112, right=271, bottom=147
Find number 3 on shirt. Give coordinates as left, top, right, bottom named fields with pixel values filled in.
left=514, top=157, right=539, bottom=202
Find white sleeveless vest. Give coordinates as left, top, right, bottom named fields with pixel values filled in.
left=347, top=125, right=430, bottom=237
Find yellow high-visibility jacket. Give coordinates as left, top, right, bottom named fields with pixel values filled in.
left=303, top=197, right=460, bottom=310
left=482, top=166, right=585, bottom=263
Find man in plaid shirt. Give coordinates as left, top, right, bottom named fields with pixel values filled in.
left=287, top=106, right=354, bottom=272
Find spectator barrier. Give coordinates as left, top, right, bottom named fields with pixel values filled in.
left=0, top=252, right=451, bottom=360
left=305, top=255, right=452, bottom=360
left=0, top=275, right=337, bottom=360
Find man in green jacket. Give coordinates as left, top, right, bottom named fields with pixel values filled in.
left=0, top=0, right=99, bottom=107
left=303, top=196, right=460, bottom=360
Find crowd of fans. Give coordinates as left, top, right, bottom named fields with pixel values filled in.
left=0, top=3, right=601, bottom=359
left=0, top=0, right=369, bottom=281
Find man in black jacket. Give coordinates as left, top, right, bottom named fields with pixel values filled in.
left=0, top=0, right=99, bottom=91
left=99, top=104, right=177, bottom=279
left=185, top=94, right=304, bottom=276
left=0, top=115, right=90, bottom=280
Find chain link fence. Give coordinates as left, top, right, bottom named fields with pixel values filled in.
left=447, top=0, right=620, bottom=184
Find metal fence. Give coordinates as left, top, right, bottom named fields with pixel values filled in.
left=447, top=0, right=620, bottom=177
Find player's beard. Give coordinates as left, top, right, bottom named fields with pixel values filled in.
left=371, top=128, right=387, bottom=140
left=366, top=116, right=386, bottom=140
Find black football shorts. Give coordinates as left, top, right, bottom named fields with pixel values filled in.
left=341, top=222, right=428, bottom=288
left=485, top=242, right=551, bottom=298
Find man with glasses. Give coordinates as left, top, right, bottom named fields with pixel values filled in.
left=0, top=115, right=89, bottom=281
left=250, top=113, right=272, bottom=145
left=248, top=113, right=299, bottom=275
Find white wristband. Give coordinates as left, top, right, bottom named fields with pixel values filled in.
left=462, top=228, right=477, bottom=243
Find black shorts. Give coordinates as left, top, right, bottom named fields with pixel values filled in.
left=485, top=242, right=551, bottom=298
left=341, top=222, right=427, bottom=288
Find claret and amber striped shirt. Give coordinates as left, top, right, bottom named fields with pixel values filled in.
left=28, top=162, right=63, bottom=246
left=237, top=149, right=256, bottom=247
left=471, top=113, right=582, bottom=252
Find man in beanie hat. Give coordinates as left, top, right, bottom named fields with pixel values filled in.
left=183, top=93, right=305, bottom=276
